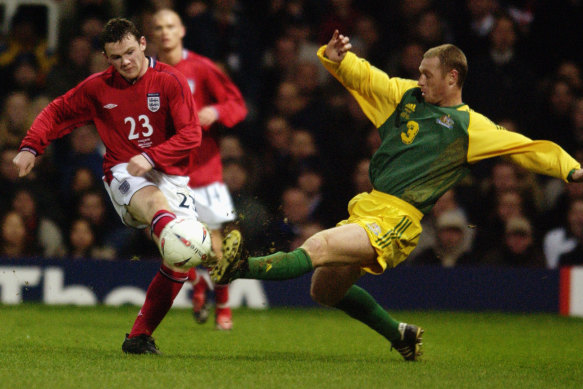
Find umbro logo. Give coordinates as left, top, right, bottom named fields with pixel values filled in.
left=103, top=104, right=118, bottom=109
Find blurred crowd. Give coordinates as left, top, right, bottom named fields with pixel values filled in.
left=1, top=0, right=583, bottom=269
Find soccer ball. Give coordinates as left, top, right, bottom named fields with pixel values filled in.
left=159, top=218, right=212, bottom=270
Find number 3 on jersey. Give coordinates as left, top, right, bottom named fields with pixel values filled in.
left=125, top=115, right=154, bottom=140
left=401, top=120, right=419, bottom=144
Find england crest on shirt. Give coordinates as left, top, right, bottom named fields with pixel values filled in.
left=147, top=93, right=160, bottom=112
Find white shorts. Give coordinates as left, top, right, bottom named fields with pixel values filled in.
left=190, top=181, right=236, bottom=230
left=103, top=163, right=198, bottom=229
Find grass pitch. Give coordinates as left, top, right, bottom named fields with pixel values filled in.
left=0, top=304, right=581, bottom=389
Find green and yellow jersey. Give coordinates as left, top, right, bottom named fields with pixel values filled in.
left=318, top=46, right=581, bottom=214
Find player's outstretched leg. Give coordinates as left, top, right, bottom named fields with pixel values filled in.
left=391, top=323, right=424, bottom=361
left=210, top=230, right=245, bottom=284
left=210, top=230, right=314, bottom=284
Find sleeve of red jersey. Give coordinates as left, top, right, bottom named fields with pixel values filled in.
left=19, top=85, right=93, bottom=156
left=144, top=73, right=202, bottom=167
left=204, top=59, right=248, bottom=128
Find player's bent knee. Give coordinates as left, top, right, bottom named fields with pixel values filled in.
left=301, top=233, right=329, bottom=266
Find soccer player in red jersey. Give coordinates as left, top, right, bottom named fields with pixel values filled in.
left=13, top=18, right=204, bottom=354
left=151, top=9, right=248, bottom=330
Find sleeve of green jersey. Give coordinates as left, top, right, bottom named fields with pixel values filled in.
left=317, top=46, right=418, bottom=128
left=466, top=109, right=581, bottom=182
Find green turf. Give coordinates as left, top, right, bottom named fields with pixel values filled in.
left=0, top=304, right=582, bottom=389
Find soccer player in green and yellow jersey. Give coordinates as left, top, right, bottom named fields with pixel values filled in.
left=211, top=30, right=583, bottom=361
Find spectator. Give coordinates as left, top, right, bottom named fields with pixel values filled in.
left=543, top=198, right=583, bottom=269
left=293, top=60, right=324, bottom=101
left=569, top=96, right=583, bottom=153
left=0, top=9, right=56, bottom=94
left=412, top=210, right=477, bottom=267
left=45, top=36, right=93, bottom=99
left=474, top=188, right=529, bottom=255
left=259, top=125, right=318, bottom=210
left=6, top=57, right=46, bottom=99
left=0, top=147, right=21, bottom=210
left=257, top=115, right=293, bottom=207
left=463, top=13, right=534, bottom=128
left=219, top=134, right=262, bottom=190
left=473, top=159, right=540, bottom=224
left=284, top=16, right=328, bottom=84
left=222, top=158, right=271, bottom=255
left=540, top=177, right=583, bottom=233
left=61, top=167, right=103, bottom=219
left=0, top=91, right=32, bottom=149
left=267, top=186, right=312, bottom=251
left=413, top=8, right=453, bottom=50
left=531, top=78, right=575, bottom=145
left=412, top=189, right=473, bottom=260
left=296, top=162, right=341, bottom=228
left=558, top=238, right=583, bottom=267
left=259, top=35, right=300, bottom=117
left=272, top=80, right=327, bottom=134
left=556, top=60, right=583, bottom=96
left=219, top=134, right=245, bottom=160
left=10, top=186, right=65, bottom=258
left=382, top=0, right=433, bottom=53
left=317, top=0, right=361, bottom=45
left=349, top=15, right=387, bottom=66
left=385, top=41, right=424, bottom=79
left=319, top=84, right=372, bottom=188
left=67, top=218, right=98, bottom=259
left=0, top=210, right=32, bottom=258
left=482, top=216, right=545, bottom=267
left=452, top=0, right=498, bottom=57
left=74, top=189, right=126, bottom=259
left=183, top=0, right=262, bottom=114
left=53, top=124, right=104, bottom=203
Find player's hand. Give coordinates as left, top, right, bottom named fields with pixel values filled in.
left=324, top=30, right=352, bottom=63
left=12, top=150, right=36, bottom=177
left=127, top=154, right=153, bottom=176
left=198, top=106, right=218, bottom=127
left=571, top=168, right=583, bottom=182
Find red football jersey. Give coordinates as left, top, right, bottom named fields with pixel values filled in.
left=173, top=49, right=247, bottom=187
left=20, top=58, right=201, bottom=180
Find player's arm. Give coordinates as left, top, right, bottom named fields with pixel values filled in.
left=14, top=86, right=92, bottom=177
left=143, top=73, right=202, bottom=170
left=466, top=110, right=582, bottom=182
left=199, top=59, right=247, bottom=128
left=318, top=30, right=418, bottom=127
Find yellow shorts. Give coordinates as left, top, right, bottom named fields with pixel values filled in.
left=337, top=190, right=423, bottom=275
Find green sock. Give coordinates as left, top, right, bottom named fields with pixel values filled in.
left=334, top=285, right=402, bottom=343
left=238, top=248, right=313, bottom=280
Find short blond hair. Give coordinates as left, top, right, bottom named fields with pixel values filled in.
left=424, top=44, right=468, bottom=87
